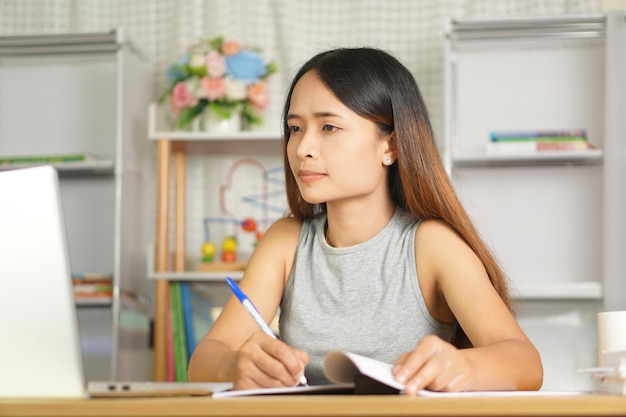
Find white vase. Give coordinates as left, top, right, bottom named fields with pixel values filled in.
left=202, top=107, right=242, bottom=133
left=189, top=117, right=202, bottom=132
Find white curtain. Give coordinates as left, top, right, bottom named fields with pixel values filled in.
left=0, top=0, right=604, bottom=136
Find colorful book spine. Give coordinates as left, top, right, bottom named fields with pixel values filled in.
left=0, top=152, right=94, bottom=165
left=166, top=300, right=175, bottom=382
left=180, top=282, right=196, bottom=358
left=71, top=272, right=113, bottom=299
left=170, top=282, right=189, bottom=382
left=489, top=129, right=587, bottom=142
left=487, top=129, right=592, bottom=154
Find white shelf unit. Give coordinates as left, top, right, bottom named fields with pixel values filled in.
left=0, top=30, right=153, bottom=381
left=0, top=159, right=116, bottom=175
left=452, top=149, right=603, bottom=167
left=444, top=13, right=626, bottom=391
left=148, top=101, right=282, bottom=380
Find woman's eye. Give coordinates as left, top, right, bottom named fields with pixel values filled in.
left=322, top=124, right=338, bottom=132
left=288, top=125, right=302, bottom=134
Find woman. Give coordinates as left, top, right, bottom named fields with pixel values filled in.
left=188, top=47, right=543, bottom=395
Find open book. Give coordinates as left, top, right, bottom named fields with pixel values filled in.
left=213, top=351, right=404, bottom=397
left=214, top=350, right=585, bottom=398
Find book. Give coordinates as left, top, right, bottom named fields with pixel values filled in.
left=170, top=282, right=189, bottom=382
left=487, top=129, right=594, bottom=154
left=489, top=129, right=587, bottom=141
left=486, top=139, right=593, bottom=154
left=166, top=302, right=175, bottom=382
left=71, top=272, right=113, bottom=281
left=71, top=272, right=113, bottom=299
left=184, top=284, right=216, bottom=346
left=73, top=284, right=113, bottom=298
left=0, top=152, right=98, bottom=165
left=214, top=351, right=583, bottom=398
left=213, top=351, right=403, bottom=397
left=180, top=282, right=196, bottom=357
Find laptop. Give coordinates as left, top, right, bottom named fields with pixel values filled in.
left=0, top=166, right=231, bottom=398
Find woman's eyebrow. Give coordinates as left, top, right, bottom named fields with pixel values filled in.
left=287, top=111, right=343, bottom=120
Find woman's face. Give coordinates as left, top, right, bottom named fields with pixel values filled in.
left=286, top=71, right=393, bottom=208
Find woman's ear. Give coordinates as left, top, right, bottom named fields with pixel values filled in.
left=382, top=131, right=397, bottom=166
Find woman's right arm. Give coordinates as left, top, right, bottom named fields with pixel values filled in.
left=187, top=217, right=307, bottom=388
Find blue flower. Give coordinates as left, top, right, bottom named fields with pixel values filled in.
left=166, top=55, right=189, bottom=83
left=225, top=51, right=267, bottom=84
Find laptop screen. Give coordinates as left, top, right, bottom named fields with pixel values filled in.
left=0, top=166, right=86, bottom=398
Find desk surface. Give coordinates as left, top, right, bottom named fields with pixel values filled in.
left=1, top=394, right=626, bottom=417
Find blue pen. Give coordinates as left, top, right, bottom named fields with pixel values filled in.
left=226, top=277, right=308, bottom=386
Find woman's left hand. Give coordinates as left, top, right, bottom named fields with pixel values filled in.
left=392, top=335, right=476, bottom=395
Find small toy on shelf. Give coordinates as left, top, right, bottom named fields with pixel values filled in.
left=221, top=236, right=238, bottom=262
left=200, top=241, right=217, bottom=262
left=198, top=216, right=262, bottom=272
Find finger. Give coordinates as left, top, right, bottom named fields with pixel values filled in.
left=234, top=350, right=284, bottom=389
left=254, top=352, right=299, bottom=386
left=393, top=336, right=442, bottom=385
left=235, top=334, right=293, bottom=388
left=255, top=335, right=308, bottom=386
left=262, top=337, right=308, bottom=382
left=392, top=352, right=410, bottom=372
left=234, top=366, right=284, bottom=390
left=407, top=354, right=456, bottom=394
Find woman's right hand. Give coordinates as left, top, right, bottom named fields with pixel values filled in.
left=233, top=332, right=309, bottom=390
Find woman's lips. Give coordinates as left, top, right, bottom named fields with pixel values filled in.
left=297, top=170, right=326, bottom=183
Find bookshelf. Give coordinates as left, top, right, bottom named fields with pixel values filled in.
left=0, top=157, right=115, bottom=176
left=451, top=149, right=603, bottom=167
left=0, top=30, right=153, bottom=381
left=444, top=13, right=626, bottom=390
left=147, top=102, right=282, bottom=381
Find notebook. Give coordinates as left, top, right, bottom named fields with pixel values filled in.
left=0, top=166, right=231, bottom=398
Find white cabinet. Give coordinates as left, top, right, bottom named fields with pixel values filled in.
left=0, top=29, right=153, bottom=380
left=444, top=13, right=626, bottom=390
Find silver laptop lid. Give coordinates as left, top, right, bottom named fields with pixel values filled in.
left=0, top=166, right=86, bottom=398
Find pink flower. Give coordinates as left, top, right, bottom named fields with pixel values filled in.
left=222, top=41, right=241, bottom=56
left=172, top=81, right=198, bottom=109
left=205, top=50, right=225, bottom=77
left=247, top=82, right=269, bottom=110
left=201, top=77, right=226, bottom=101
left=169, top=94, right=180, bottom=116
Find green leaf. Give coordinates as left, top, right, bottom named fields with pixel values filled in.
left=177, top=102, right=206, bottom=129
left=264, top=61, right=278, bottom=77
left=207, top=36, right=224, bottom=51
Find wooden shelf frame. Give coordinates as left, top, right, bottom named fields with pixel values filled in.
left=150, top=103, right=281, bottom=381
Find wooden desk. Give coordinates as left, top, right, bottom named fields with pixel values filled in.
left=1, top=394, right=626, bottom=417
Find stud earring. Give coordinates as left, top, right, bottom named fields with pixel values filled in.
left=385, top=158, right=392, bottom=165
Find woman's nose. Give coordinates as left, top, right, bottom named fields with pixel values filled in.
left=294, top=130, right=318, bottom=159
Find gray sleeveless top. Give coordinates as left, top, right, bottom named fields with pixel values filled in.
left=279, top=208, right=457, bottom=385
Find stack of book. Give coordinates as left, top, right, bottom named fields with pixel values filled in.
left=167, top=282, right=217, bottom=382
left=71, top=273, right=113, bottom=301
left=487, top=129, right=594, bottom=154
left=0, top=152, right=97, bottom=166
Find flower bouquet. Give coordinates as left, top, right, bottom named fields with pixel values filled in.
left=162, top=37, right=277, bottom=130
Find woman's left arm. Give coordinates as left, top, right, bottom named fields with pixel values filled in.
left=393, top=220, right=543, bottom=395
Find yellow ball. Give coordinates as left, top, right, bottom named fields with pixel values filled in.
left=201, top=242, right=217, bottom=257
left=222, top=236, right=237, bottom=252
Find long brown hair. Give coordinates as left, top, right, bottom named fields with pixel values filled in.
left=281, top=48, right=511, bottom=345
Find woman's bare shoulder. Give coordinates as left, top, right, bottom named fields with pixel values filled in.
left=244, top=216, right=303, bottom=287
left=251, top=217, right=303, bottom=263
left=262, top=216, right=303, bottom=241
left=415, top=218, right=462, bottom=248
